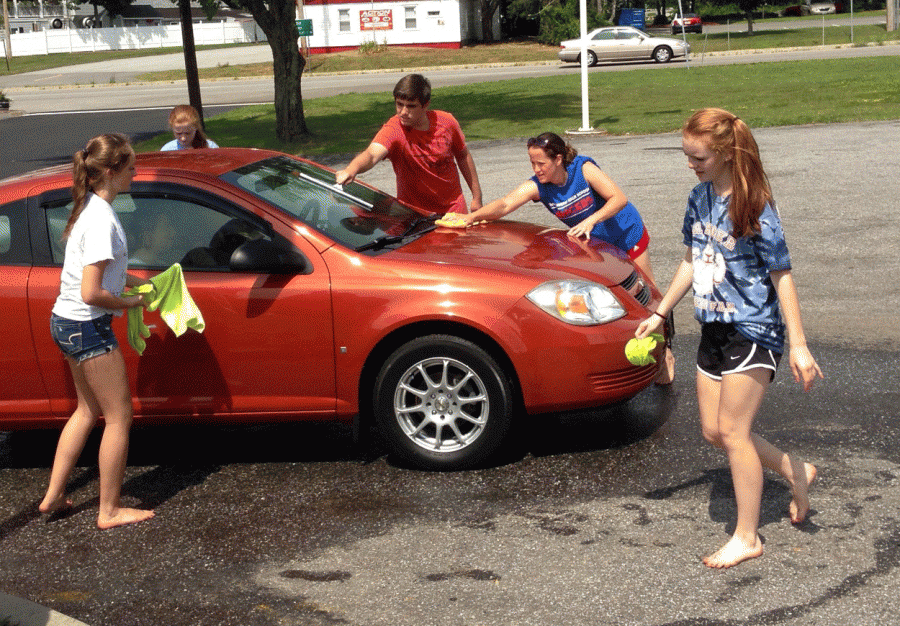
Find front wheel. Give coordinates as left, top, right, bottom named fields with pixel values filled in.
left=373, top=335, right=514, bottom=470
left=653, top=46, right=673, bottom=63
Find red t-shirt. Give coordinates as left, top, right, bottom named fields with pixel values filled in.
left=373, top=110, right=468, bottom=214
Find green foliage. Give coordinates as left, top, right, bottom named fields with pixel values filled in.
left=358, top=38, right=389, bottom=55
left=537, top=0, right=606, bottom=46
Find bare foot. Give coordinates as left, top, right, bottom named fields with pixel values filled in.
left=789, top=461, right=817, bottom=524
left=655, top=347, right=676, bottom=385
left=703, top=535, right=763, bottom=569
left=97, top=507, right=155, bottom=530
left=39, top=494, right=73, bottom=516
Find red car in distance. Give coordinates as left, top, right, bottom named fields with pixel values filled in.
left=671, top=13, right=702, bottom=34
left=0, top=148, right=667, bottom=470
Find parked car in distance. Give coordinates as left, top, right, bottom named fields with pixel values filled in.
left=559, top=26, right=690, bottom=65
left=0, top=148, right=667, bottom=471
left=809, top=1, right=842, bottom=14
left=671, top=13, right=702, bottom=34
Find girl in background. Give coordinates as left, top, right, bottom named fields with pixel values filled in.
left=637, top=108, right=822, bottom=568
left=41, top=134, right=156, bottom=529
left=161, top=104, right=219, bottom=151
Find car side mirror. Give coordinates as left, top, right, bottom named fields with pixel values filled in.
left=229, top=238, right=308, bottom=274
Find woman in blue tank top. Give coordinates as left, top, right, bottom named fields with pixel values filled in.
left=446, top=131, right=674, bottom=383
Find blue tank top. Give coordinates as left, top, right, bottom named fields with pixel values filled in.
left=532, top=155, right=644, bottom=251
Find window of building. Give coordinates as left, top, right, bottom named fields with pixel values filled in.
left=404, top=6, right=416, bottom=29
left=338, top=9, right=350, bottom=32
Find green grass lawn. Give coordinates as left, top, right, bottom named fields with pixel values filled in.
left=136, top=56, right=900, bottom=156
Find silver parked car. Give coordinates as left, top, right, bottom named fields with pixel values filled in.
left=558, top=26, right=690, bottom=66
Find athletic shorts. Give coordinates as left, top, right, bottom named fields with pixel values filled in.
left=50, top=313, right=118, bottom=364
left=626, top=226, right=650, bottom=261
left=697, top=321, right=781, bottom=381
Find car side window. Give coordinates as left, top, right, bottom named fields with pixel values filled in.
left=43, top=193, right=271, bottom=271
left=616, top=29, right=641, bottom=40
left=123, top=195, right=271, bottom=271
left=593, top=30, right=615, bottom=41
left=0, top=200, right=29, bottom=265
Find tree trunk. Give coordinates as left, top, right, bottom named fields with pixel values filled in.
left=269, top=26, right=309, bottom=142
left=479, top=0, right=498, bottom=42
left=745, top=11, right=754, bottom=33
left=481, top=11, right=494, bottom=42
left=240, top=0, right=310, bottom=143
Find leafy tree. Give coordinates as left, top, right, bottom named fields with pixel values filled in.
left=504, top=0, right=605, bottom=43
left=736, top=0, right=762, bottom=32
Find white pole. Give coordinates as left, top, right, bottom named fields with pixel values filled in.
left=578, top=0, right=592, bottom=131
left=676, top=0, right=689, bottom=67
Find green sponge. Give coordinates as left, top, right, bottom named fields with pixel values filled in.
left=625, top=333, right=665, bottom=366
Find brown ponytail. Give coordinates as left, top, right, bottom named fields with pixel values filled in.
left=682, top=108, right=773, bottom=238
left=64, top=133, right=133, bottom=239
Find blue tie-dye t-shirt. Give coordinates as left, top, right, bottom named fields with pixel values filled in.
left=682, top=182, right=792, bottom=353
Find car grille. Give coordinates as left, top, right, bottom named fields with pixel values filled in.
left=619, top=271, right=651, bottom=306
left=589, top=362, right=658, bottom=393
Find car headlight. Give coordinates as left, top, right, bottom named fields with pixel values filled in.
left=526, top=280, right=626, bottom=326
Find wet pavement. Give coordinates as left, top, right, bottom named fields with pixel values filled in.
left=0, top=339, right=898, bottom=625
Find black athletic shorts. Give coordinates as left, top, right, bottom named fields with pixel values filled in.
left=697, top=321, right=781, bottom=382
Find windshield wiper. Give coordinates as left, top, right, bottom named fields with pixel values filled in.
left=354, top=215, right=439, bottom=252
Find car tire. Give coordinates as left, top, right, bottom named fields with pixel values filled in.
left=578, top=50, right=597, bottom=67
left=373, top=335, right=514, bottom=470
left=51, top=18, right=63, bottom=29
left=653, top=46, right=673, bottom=63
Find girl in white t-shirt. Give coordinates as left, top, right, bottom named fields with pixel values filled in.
left=41, top=134, right=156, bottom=530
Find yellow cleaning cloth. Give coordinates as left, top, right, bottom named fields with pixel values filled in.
left=624, top=333, right=664, bottom=366
left=125, top=263, right=205, bottom=355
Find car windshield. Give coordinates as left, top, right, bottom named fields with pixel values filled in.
left=221, top=156, right=430, bottom=251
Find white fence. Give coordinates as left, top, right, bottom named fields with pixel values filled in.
left=1, top=21, right=267, bottom=58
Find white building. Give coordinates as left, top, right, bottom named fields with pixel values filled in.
left=299, top=0, right=500, bottom=52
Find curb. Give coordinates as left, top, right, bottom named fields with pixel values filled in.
left=0, top=592, right=90, bottom=626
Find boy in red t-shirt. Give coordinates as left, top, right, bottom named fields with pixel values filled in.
left=335, top=74, right=482, bottom=214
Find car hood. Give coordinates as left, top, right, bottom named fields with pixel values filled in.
left=386, top=220, right=635, bottom=288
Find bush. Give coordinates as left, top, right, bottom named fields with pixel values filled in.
left=537, top=0, right=607, bottom=45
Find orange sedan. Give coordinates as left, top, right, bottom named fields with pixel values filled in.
left=0, top=149, right=666, bottom=469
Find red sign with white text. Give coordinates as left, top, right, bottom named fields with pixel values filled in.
left=360, top=9, right=393, bottom=30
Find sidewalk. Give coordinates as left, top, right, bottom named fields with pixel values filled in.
left=0, top=591, right=91, bottom=626
left=0, top=44, right=273, bottom=89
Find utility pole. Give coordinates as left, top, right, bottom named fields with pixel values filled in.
left=888, top=0, right=898, bottom=32
left=178, top=0, right=204, bottom=126
left=2, top=0, right=12, bottom=69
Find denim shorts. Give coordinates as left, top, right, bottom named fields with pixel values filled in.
left=50, top=313, right=119, bottom=363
